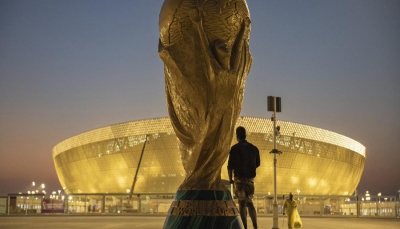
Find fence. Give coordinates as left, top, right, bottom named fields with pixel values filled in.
left=4, top=193, right=400, bottom=218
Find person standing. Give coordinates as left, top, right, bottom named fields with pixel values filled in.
left=228, top=126, right=261, bottom=229
left=283, top=192, right=302, bottom=228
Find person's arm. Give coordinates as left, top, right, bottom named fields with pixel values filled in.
left=255, top=146, right=261, bottom=168
left=228, top=169, right=234, bottom=183
left=227, top=147, right=234, bottom=183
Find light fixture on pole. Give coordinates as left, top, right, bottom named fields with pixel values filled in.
left=267, top=96, right=282, bottom=229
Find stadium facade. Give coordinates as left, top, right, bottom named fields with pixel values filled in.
left=53, top=117, right=366, bottom=196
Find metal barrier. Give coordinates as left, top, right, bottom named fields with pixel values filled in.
left=5, top=193, right=400, bottom=218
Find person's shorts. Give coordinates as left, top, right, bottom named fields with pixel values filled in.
left=234, top=177, right=255, bottom=202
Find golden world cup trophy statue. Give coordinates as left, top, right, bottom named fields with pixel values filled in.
left=158, top=0, right=252, bottom=228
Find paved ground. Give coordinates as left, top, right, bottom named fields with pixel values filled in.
left=0, top=215, right=399, bottom=229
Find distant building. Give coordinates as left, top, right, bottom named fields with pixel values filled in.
left=53, top=117, right=366, bottom=196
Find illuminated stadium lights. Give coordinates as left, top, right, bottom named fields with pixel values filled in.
left=52, top=117, right=366, bottom=196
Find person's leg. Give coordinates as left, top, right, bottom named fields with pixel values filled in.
left=287, top=214, right=293, bottom=229
left=234, top=178, right=248, bottom=229
left=246, top=201, right=257, bottom=229
left=244, top=178, right=257, bottom=229
left=239, top=199, right=248, bottom=229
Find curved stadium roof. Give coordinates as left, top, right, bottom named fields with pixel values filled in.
left=53, top=117, right=366, bottom=196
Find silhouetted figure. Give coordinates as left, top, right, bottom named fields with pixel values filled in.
left=228, top=126, right=260, bottom=229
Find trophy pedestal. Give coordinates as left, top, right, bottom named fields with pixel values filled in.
left=162, top=190, right=244, bottom=229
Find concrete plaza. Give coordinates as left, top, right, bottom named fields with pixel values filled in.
left=0, top=215, right=399, bottom=229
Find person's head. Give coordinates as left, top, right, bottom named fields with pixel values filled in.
left=236, top=126, right=246, bottom=141
left=289, top=192, right=293, bottom=199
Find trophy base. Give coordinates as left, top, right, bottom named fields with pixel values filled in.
left=162, top=190, right=244, bottom=229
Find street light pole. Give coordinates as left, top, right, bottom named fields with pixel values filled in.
left=268, top=96, right=282, bottom=229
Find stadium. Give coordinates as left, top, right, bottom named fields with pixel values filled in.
left=53, top=116, right=366, bottom=197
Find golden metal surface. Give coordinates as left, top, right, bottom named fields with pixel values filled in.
left=158, top=0, right=252, bottom=190
left=168, top=200, right=239, bottom=216
left=53, top=117, right=366, bottom=196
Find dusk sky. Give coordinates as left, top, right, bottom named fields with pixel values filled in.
left=1, top=0, right=399, bottom=197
